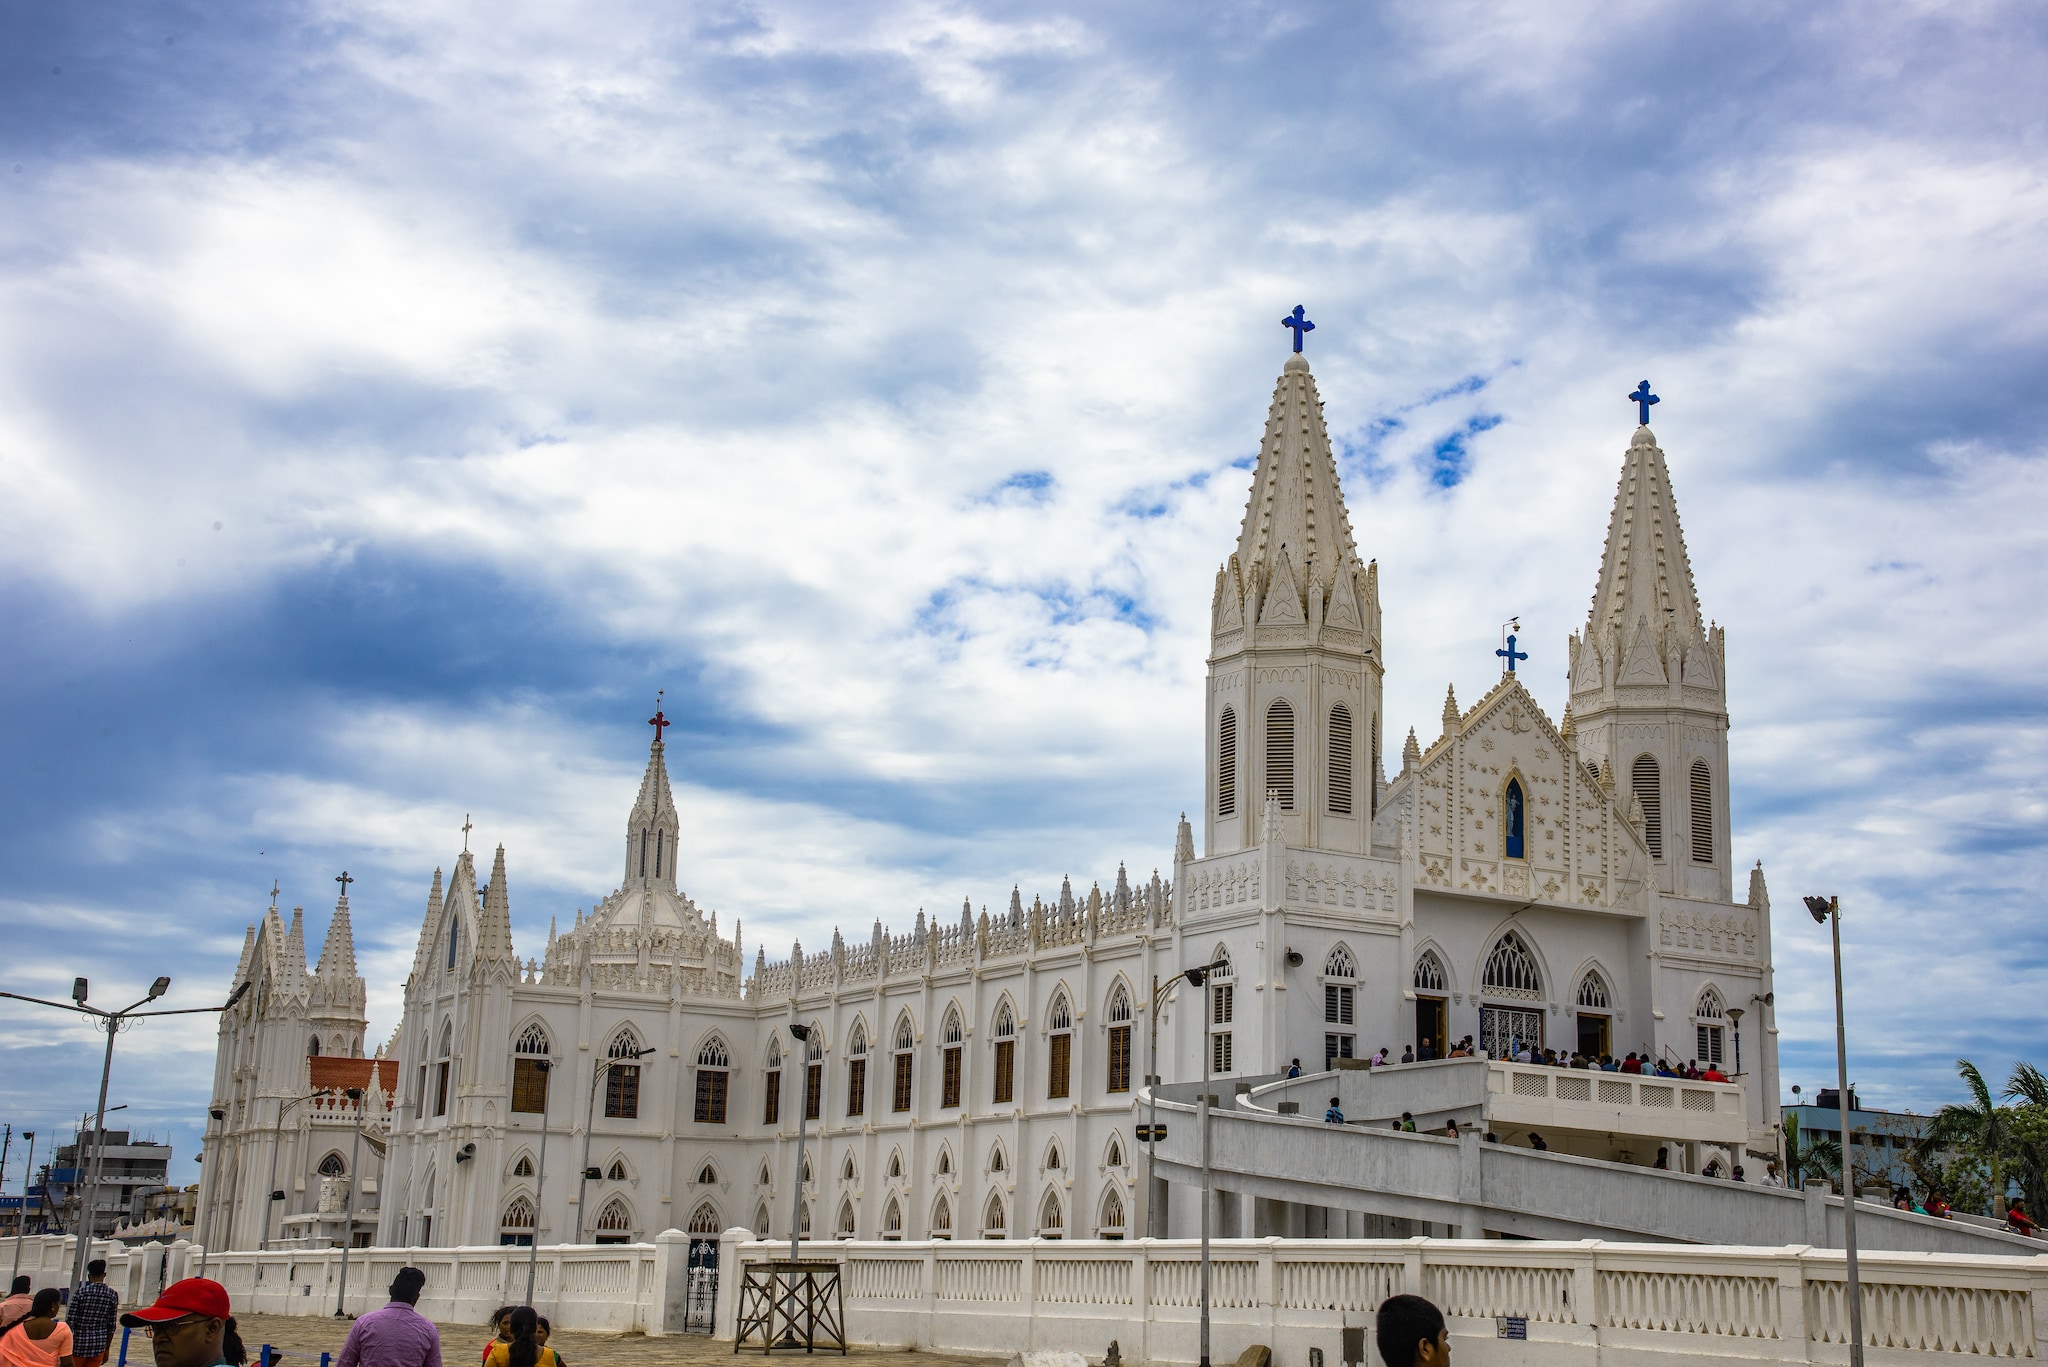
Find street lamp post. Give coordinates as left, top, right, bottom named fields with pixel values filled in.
left=9, top=1131, right=34, bottom=1281
left=576, top=1048, right=654, bottom=1244
left=0, top=974, right=250, bottom=1298
left=524, top=1057, right=552, bottom=1307
left=262, top=1091, right=330, bottom=1251
left=1726, top=1007, right=1744, bottom=1075
left=1179, top=960, right=1224, bottom=1367
left=335, top=1088, right=366, bottom=1317
left=1142, top=974, right=1187, bottom=1239
left=1805, top=894, right=1863, bottom=1367
left=785, top=1024, right=813, bottom=1263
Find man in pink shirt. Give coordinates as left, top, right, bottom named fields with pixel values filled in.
left=338, top=1269, right=442, bottom=1367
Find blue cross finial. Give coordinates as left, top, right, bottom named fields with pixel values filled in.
left=1629, top=380, right=1659, bottom=426
left=1281, top=305, right=1315, bottom=354
left=1496, top=621, right=1528, bottom=674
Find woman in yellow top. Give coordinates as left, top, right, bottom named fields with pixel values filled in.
left=0, top=1289, right=74, bottom=1367
left=482, top=1308, right=556, bottom=1367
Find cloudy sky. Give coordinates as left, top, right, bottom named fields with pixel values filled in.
left=2, top=1, right=2044, bottom=1183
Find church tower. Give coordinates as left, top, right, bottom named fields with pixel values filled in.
left=1567, top=416, right=1732, bottom=901
left=1206, top=349, right=1384, bottom=856
left=626, top=703, right=681, bottom=893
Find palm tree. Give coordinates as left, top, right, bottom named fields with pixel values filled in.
left=1918, top=1060, right=2011, bottom=1215
left=2004, top=1063, right=2048, bottom=1218
left=1784, top=1112, right=1842, bottom=1190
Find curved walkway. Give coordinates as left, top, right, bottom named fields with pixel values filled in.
left=1142, top=1081, right=2039, bottom=1255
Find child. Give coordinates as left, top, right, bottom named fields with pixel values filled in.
left=485, top=1307, right=558, bottom=1367
left=537, top=1316, right=565, bottom=1367
left=1376, top=1293, right=1449, bottom=1367
left=482, top=1305, right=518, bottom=1364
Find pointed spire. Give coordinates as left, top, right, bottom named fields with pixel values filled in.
left=1175, top=813, right=1195, bottom=867
left=1058, top=876, right=1075, bottom=917
left=1582, top=424, right=1706, bottom=674
left=1402, top=726, right=1421, bottom=771
left=1114, top=862, right=1131, bottom=912
left=626, top=709, right=682, bottom=891
left=1747, top=860, right=1770, bottom=913
left=1008, top=886, right=1023, bottom=924
left=477, top=844, right=516, bottom=962
left=1442, top=684, right=1460, bottom=733
left=1559, top=704, right=1576, bottom=746
left=315, top=894, right=358, bottom=980
left=286, top=905, right=307, bottom=970
left=1234, top=352, right=1361, bottom=583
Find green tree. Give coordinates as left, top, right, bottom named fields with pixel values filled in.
left=1917, top=1060, right=2013, bottom=1216
left=1785, top=1111, right=1841, bottom=1190
left=2002, top=1064, right=2048, bottom=1219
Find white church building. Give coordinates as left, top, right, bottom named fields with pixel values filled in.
left=197, top=346, right=1780, bottom=1253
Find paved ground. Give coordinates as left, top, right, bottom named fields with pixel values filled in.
left=209, top=1313, right=1000, bottom=1367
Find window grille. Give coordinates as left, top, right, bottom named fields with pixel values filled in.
left=1326, top=946, right=1356, bottom=978
left=1107, top=1021, right=1131, bottom=1093
left=1633, top=754, right=1663, bottom=859
left=1577, top=973, right=1610, bottom=1009
left=1413, top=953, right=1447, bottom=993
left=1048, top=1033, right=1071, bottom=1099
left=1325, top=984, right=1354, bottom=1025
left=1266, top=701, right=1296, bottom=810
left=516, top=1023, right=550, bottom=1055
left=1218, top=708, right=1237, bottom=816
left=1329, top=703, right=1354, bottom=815
left=846, top=1058, right=866, bottom=1117
left=941, top=1045, right=962, bottom=1108
left=1211, top=1032, right=1233, bottom=1074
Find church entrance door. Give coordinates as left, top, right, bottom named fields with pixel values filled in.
left=1577, top=1013, right=1610, bottom=1059
left=1415, top=997, right=1447, bottom=1058
left=1480, top=1005, right=1542, bottom=1059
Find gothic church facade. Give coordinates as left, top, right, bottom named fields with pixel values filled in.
left=198, top=349, right=1779, bottom=1251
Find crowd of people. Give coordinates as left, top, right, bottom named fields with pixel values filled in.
left=0, top=1261, right=582, bottom=1367
left=1291, top=1039, right=1733, bottom=1081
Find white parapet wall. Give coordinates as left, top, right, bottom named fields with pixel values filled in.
left=717, top=1234, right=2048, bottom=1367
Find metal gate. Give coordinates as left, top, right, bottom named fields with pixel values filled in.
left=683, top=1237, right=718, bottom=1334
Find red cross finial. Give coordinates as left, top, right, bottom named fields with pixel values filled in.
left=648, top=689, right=670, bottom=743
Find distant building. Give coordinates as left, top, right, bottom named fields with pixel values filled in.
left=50, top=1130, right=171, bottom=1239
left=1783, top=1088, right=1940, bottom=1194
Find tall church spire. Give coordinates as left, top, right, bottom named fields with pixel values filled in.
left=1205, top=345, right=1382, bottom=859
left=315, top=892, right=358, bottom=981
left=625, top=706, right=681, bottom=893
left=1568, top=418, right=1730, bottom=899
left=477, top=843, right=517, bottom=963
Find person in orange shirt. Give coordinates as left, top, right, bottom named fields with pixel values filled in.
left=0, top=1289, right=72, bottom=1367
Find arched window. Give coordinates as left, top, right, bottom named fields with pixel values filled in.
left=989, top=1143, right=1006, bottom=1174
left=883, top=1198, right=903, bottom=1240
left=1209, top=950, right=1234, bottom=1075
left=940, top=1007, right=964, bottom=1109
left=1370, top=712, right=1381, bottom=818
left=799, top=1202, right=813, bottom=1238
left=513, top=1023, right=551, bottom=1114
left=1326, top=945, right=1356, bottom=978
left=1046, top=992, right=1073, bottom=1099
left=937, top=1145, right=953, bottom=1175
left=1504, top=777, right=1526, bottom=860
left=1690, top=760, right=1714, bottom=863
left=840, top=1152, right=857, bottom=1183
left=318, top=1152, right=346, bottom=1177
left=500, top=1195, right=535, bottom=1247
left=1324, top=943, right=1356, bottom=1060
left=845, top=1021, right=868, bottom=1118
left=992, top=1001, right=1017, bottom=1105
left=695, top=1035, right=730, bottom=1124
left=1694, top=988, right=1727, bottom=1067
left=835, top=1199, right=855, bottom=1238
left=804, top=1023, right=824, bottom=1122
left=308, top=1035, right=322, bottom=1057
left=1044, top=1141, right=1062, bottom=1171
left=982, top=1191, right=1007, bottom=1239
left=698, top=1161, right=718, bottom=1185
left=1266, top=700, right=1296, bottom=810
left=434, top=1019, right=453, bottom=1117
left=1479, top=932, right=1544, bottom=1059
left=1483, top=931, right=1542, bottom=998
left=891, top=1014, right=915, bottom=1113
left=763, top=1037, right=783, bottom=1126
left=513, top=1154, right=534, bottom=1178
left=605, top=1028, right=643, bottom=1120
left=608, top=1158, right=628, bottom=1181
left=754, top=1202, right=771, bottom=1235
left=931, top=1194, right=952, bottom=1240
left=1632, top=754, right=1664, bottom=860
left=1038, top=1188, right=1065, bottom=1239
left=801, top=1153, right=814, bottom=1185
left=638, top=827, right=648, bottom=879
left=594, top=1197, right=633, bottom=1243
left=1217, top=707, right=1238, bottom=817
left=1106, top=1135, right=1125, bottom=1168
left=654, top=829, right=664, bottom=880
left=1106, top=984, right=1132, bottom=1094
left=758, top=1161, right=772, bottom=1187
left=887, top=1149, right=903, bottom=1180
left=1413, top=952, right=1447, bottom=993
left=1098, top=1186, right=1127, bottom=1240
left=447, top=914, right=460, bottom=972
left=688, top=1201, right=721, bottom=1235
left=1577, top=973, right=1610, bottom=1010
left=1329, top=702, right=1354, bottom=816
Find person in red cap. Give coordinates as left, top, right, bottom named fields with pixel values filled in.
left=119, top=1278, right=239, bottom=1367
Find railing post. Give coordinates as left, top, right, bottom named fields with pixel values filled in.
left=1260, top=1237, right=1279, bottom=1348
left=1400, top=1236, right=1427, bottom=1300
left=1132, top=1238, right=1152, bottom=1367
left=1570, top=1240, right=1599, bottom=1337
left=1782, top=1245, right=1813, bottom=1364
left=1020, top=1238, right=1039, bottom=1351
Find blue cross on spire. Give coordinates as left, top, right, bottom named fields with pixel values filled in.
left=1497, top=633, right=1528, bottom=674
left=1281, top=305, right=1315, bottom=353
left=1629, top=380, right=1659, bottom=426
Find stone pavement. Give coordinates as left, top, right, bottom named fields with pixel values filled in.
left=216, top=1313, right=1001, bottom=1367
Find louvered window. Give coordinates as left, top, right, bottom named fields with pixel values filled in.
left=1266, top=701, right=1295, bottom=810
left=1325, top=985, right=1354, bottom=1025
left=763, top=1069, right=781, bottom=1125
left=1328, top=703, right=1354, bottom=815
left=1217, top=708, right=1237, bottom=817
left=805, top=1061, right=822, bottom=1120
left=845, top=1059, right=865, bottom=1116
left=892, top=1052, right=913, bottom=1112
left=1690, top=760, right=1714, bottom=863
left=1107, top=1024, right=1130, bottom=1093
left=1048, top=1034, right=1071, bottom=1099
left=511, top=1059, right=549, bottom=1114
left=993, top=1040, right=1014, bottom=1104
left=1632, top=754, right=1663, bottom=859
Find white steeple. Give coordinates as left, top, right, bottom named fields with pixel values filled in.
left=1205, top=342, right=1383, bottom=856
left=626, top=701, right=681, bottom=894
left=1568, top=418, right=1731, bottom=900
